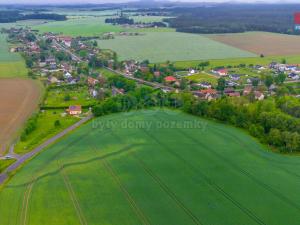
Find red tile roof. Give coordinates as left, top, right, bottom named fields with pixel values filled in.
left=164, top=76, right=177, bottom=82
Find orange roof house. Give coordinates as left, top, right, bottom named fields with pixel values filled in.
left=164, top=76, right=177, bottom=83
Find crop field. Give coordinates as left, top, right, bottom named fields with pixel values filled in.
left=98, top=32, right=257, bottom=63
left=1, top=109, right=300, bottom=225
left=209, top=32, right=300, bottom=56
left=0, top=79, right=41, bottom=155
left=33, top=17, right=123, bottom=37
left=0, top=34, right=28, bottom=78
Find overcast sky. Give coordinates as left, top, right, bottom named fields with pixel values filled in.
left=0, top=0, right=299, bottom=4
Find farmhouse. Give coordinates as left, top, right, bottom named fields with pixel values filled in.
left=88, top=76, right=99, bottom=86
left=164, top=76, right=177, bottom=83
left=212, top=68, right=228, bottom=76
left=57, top=36, right=72, bottom=47
left=254, top=91, right=265, bottom=101
left=67, top=105, right=82, bottom=115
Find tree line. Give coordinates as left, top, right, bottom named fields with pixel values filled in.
left=0, top=11, right=66, bottom=23
left=93, top=86, right=300, bottom=153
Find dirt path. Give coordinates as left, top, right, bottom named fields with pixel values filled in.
left=0, top=78, right=41, bottom=155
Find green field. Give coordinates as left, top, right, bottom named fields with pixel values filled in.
left=1, top=109, right=300, bottom=225
left=0, top=34, right=27, bottom=77
left=185, top=72, right=218, bottom=85
left=174, top=54, right=300, bottom=69
left=97, top=32, right=257, bottom=63
left=33, top=17, right=123, bottom=37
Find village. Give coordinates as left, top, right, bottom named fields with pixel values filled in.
left=3, top=27, right=300, bottom=118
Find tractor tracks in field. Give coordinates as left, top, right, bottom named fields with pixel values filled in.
left=19, top=177, right=35, bottom=225
left=142, top=128, right=266, bottom=225
left=59, top=163, right=88, bottom=225
left=102, top=159, right=151, bottom=225
left=132, top=154, right=203, bottom=225
left=178, top=128, right=300, bottom=213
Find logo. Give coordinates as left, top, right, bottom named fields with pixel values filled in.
left=294, top=12, right=300, bottom=30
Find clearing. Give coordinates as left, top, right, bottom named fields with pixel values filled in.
left=209, top=32, right=300, bottom=56
left=97, top=32, right=257, bottom=63
left=1, top=110, right=300, bottom=225
left=0, top=79, right=41, bottom=155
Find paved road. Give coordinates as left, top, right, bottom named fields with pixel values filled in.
left=0, top=115, right=93, bottom=185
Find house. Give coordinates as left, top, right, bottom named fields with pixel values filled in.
left=88, top=77, right=99, bottom=86
left=58, top=36, right=72, bottom=47
left=164, top=76, right=177, bottom=83
left=140, top=65, right=149, bottom=73
left=61, top=63, right=72, bottom=72
left=67, top=105, right=82, bottom=115
left=197, top=82, right=212, bottom=89
left=48, top=76, right=58, bottom=84
left=224, top=88, right=235, bottom=94
left=228, top=92, right=241, bottom=97
left=193, top=89, right=217, bottom=101
left=154, top=71, right=161, bottom=77
left=243, top=86, right=252, bottom=95
left=229, top=74, right=241, bottom=81
left=188, top=68, right=196, bottom=75
left=64, top=72, right=72, bottom=79
left=212, top=68, right=228, bottom=76
left=288, top=73, right=300, bottom=80
left=254, top=91, right=264, bottom=101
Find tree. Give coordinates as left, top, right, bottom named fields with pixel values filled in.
left=264, top=75, right=273, bottom=89
left=64, top=95, right=71, bottom=101
left=268, top=128, right=282, bottom=146
left=274, top=73, right=286, bottom=85
left=54, top=120, right=61, bottom=128
left=281, top=58, right=287, bottom=64
left=217, top=77, right=226, bottom=92
left=198, top=61, right=210, bottom=70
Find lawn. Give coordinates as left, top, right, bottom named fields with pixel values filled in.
left=97, top=32, right=257, bottom=63
left=1, top=109, right=300, bottom=225
left=33, top=17, right=123, bottom=37
left=44, top=85, right=98, bottom=108
left=14, top=109, right=80, bottom=155
left=185, top=72, right=218, bottom=85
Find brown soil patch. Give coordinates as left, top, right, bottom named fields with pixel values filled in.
left=0, top=79, right=40, bottom=155
left=209, top=32, right=300, bottom=56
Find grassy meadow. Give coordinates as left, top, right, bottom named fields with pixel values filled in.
left=1, top=110, right=300, bottom=225
left=0, top=34, right=27, bottom=77
left=98, top=32, right=257, bottom=63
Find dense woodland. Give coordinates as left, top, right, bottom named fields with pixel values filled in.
left=164, top=4, right=300, bottom=34
left=0, top=11, right=66, bottom=23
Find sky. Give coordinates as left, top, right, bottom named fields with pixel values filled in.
left=0, top=0, right=299, bottom=4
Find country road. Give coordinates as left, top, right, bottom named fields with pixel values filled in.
left=0, top=115, right=93, bottom=185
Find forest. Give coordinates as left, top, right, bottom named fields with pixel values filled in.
left=164, top=4, right=300, bottom=34
left=0, top=11, right=66, bottom=23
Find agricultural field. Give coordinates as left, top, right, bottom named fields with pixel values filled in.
left=1, top=110, right=300, bottom=225
left=209, top=32, right=300, bottom=56
left=44, top=85, right=97, bottom=108
left=14, top=109, right=80, bottom=155
left=0, top=79, right=41, bottom=155
left=33, top=17, right=123, bottom=37
left=0, top=34, right=27, bottom=78
left=174, top=54, right=300, bottom=70
left=98, top=32, right=257, bottom=63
